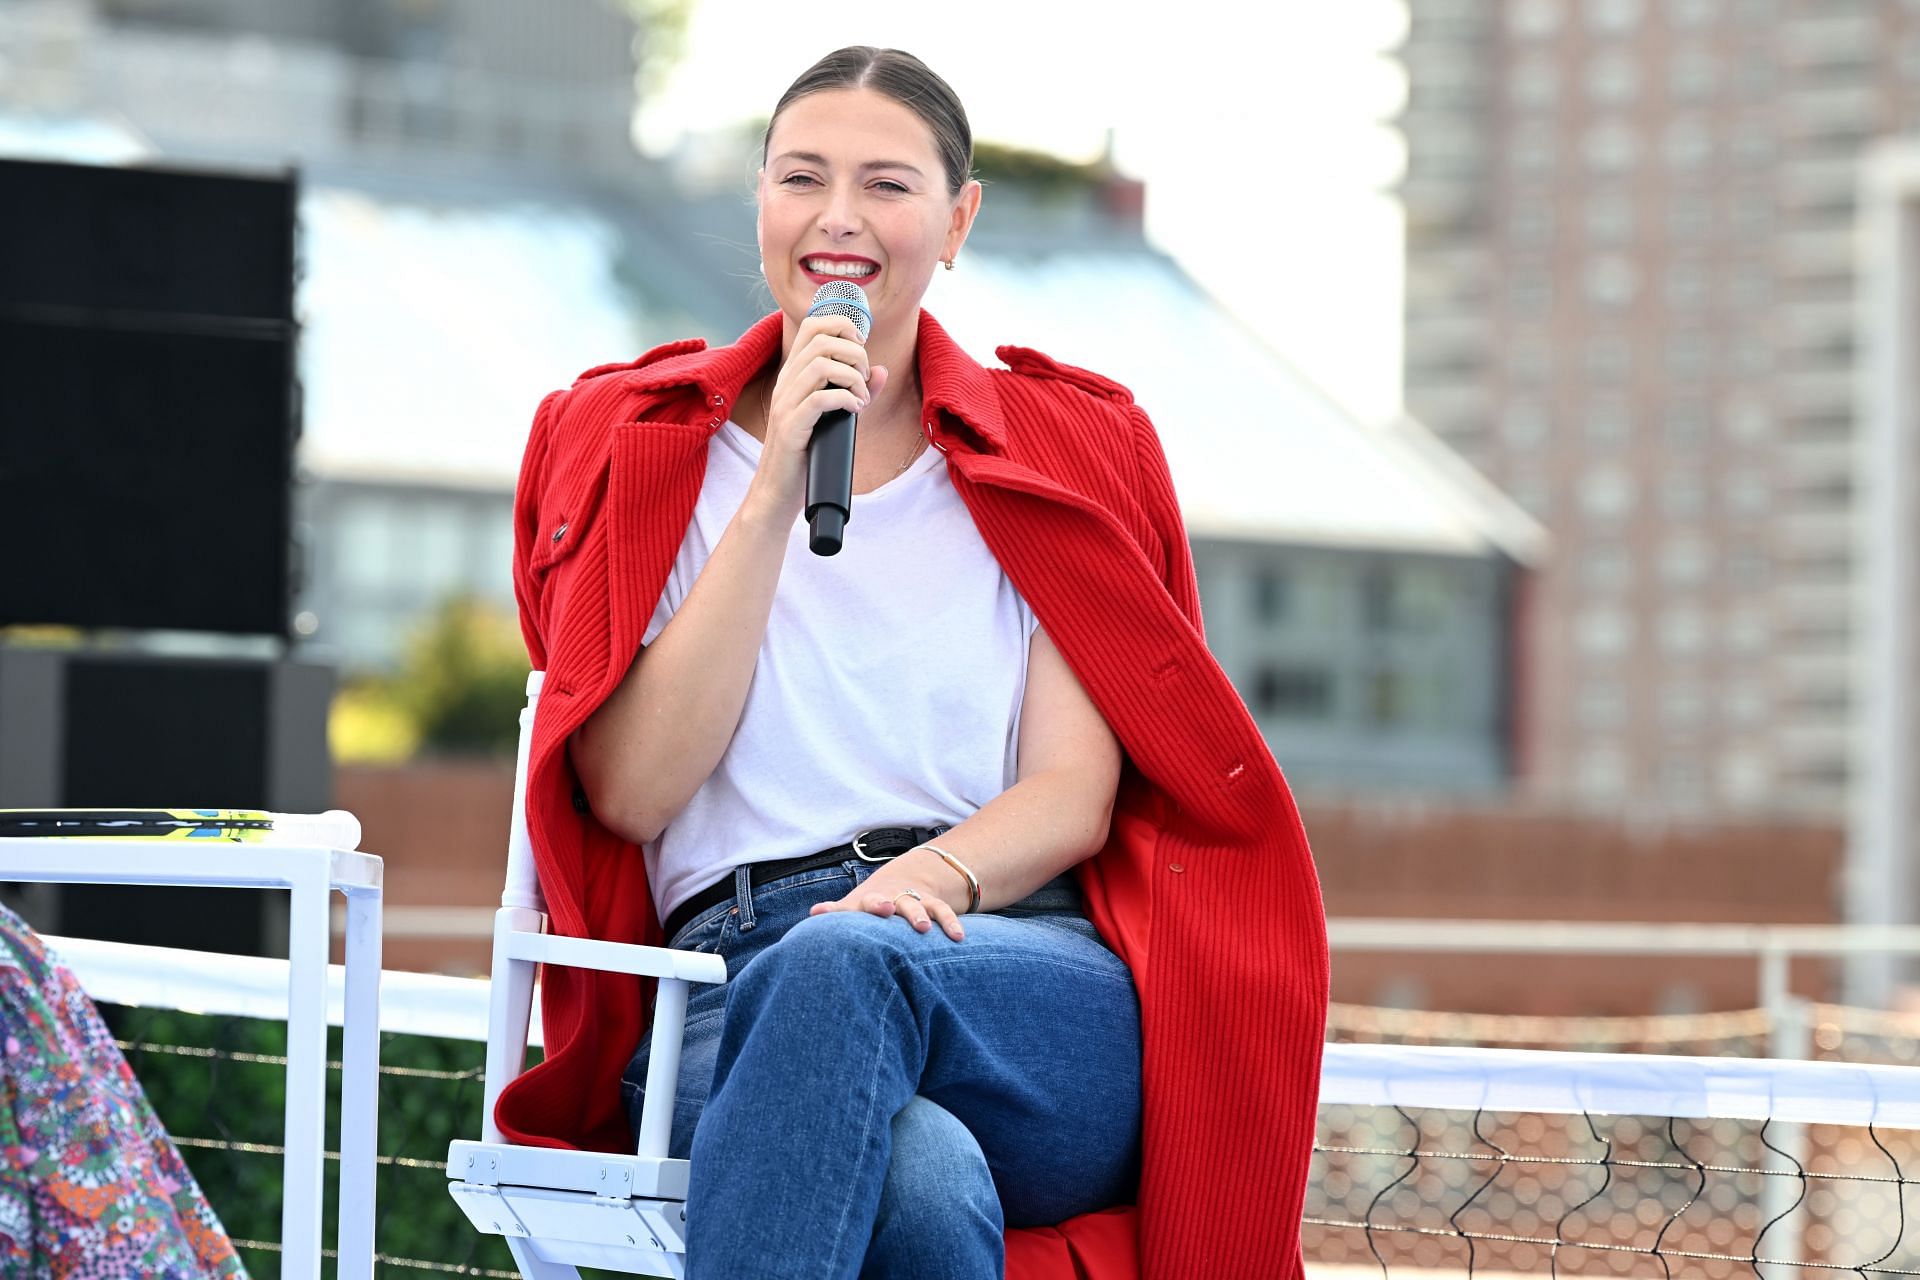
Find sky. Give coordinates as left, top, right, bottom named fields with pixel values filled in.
left=633, top=1, right=1409, bottom=423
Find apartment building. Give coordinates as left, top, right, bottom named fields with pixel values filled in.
left=1397, top=0, right=1920, bottom=817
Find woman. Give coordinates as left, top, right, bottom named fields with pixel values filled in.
left=497, top=46, right=1328, bottom=1280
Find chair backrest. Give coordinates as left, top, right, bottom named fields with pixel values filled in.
left=501, top=670, right=546, bottom=913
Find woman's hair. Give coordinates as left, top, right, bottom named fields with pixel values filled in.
left=762, top=47, right=974, bottom=199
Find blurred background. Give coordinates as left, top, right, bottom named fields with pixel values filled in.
left=6, top=0, right=1920, bottom=1270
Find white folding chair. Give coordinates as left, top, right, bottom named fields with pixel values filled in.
left=446, top=670, right=728, bottom=1279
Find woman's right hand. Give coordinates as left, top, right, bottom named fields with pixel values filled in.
left=741, top=313, right=889, bottom=528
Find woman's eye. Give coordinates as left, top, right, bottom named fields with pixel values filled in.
left=782, top=174, right=818, bottom=187
left=875, top=181, right=908, bottom=193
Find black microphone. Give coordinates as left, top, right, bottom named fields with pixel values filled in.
left=803, top=279, right=872, bottom=556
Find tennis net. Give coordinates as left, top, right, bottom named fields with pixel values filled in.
left=1310, top=1043, right=1920, bottom=1276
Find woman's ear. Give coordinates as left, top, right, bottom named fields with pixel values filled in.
left=946, top=179, right=983, bottom=259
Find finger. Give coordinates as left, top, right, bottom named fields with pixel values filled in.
left=925, top=898, right=965, bottom=942
left=796, top=324, right=869, bottom=370
left=802, top=354, right=869, bottom=400
left=798, top=311, right=865, bottom=342
left=867, top=364, right=889, bottom=400
left=812, top=387, right=869, bottom=416
left=802, top=335, right=870, bottom=377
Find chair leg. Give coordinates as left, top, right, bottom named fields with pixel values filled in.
left=506, top=1236, right=581, bottom=1279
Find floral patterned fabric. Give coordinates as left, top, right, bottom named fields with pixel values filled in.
left=0, top=902, right=247, bottom=1278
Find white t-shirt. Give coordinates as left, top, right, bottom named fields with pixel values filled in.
left=640, top=420, right=1039, bottom=927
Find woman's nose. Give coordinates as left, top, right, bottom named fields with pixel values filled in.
left=818, top=184, right=862, bottom=239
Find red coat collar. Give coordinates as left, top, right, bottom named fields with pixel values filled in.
left=613, top=309, right=1009, bottom=453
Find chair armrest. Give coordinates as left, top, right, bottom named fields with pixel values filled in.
left=499, top=930, right=727, bottom=987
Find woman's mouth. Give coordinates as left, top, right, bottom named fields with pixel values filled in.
left=801, top=256, right=880, bottom=288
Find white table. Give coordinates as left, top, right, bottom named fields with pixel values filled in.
left=0, top=840, right=383, bottom=1280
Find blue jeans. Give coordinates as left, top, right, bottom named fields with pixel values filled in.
left=621, top=858, right=1144, bottom=1280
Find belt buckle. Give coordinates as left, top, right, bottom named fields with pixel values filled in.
left=850, top=828, right=901, bottom=863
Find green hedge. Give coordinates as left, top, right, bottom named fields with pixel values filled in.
left=101, top=1004, right=669, bottom=1279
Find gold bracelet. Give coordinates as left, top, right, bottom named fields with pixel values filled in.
left=917, top=843, right=981, bottom=914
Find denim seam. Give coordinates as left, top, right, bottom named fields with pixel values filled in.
left=823, top=973, right=909, bottom=1277
left=913, top=950, right=1135, bottom=986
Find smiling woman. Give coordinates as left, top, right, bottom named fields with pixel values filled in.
left=498, top=42, right=1327, bottom=1280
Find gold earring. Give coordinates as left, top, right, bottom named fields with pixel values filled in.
left=942, top=258, right=955, bottom=271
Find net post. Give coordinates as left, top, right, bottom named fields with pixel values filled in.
left=1759, top=943, right=1811, bottom=1268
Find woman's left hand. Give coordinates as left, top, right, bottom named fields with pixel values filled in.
left=808, top=851, right=967, bottom=942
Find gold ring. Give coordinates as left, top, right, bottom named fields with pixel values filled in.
left=892, top=889, right=923, bottom=908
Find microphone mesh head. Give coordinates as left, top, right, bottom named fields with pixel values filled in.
left=807, top=279, right=871, bottom=342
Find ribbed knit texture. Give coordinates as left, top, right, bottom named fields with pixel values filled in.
left=496, top=310, right=1329, bottom=1279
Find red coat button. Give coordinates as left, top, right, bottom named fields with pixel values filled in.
left=1168, top=863, right=1184, bottom=873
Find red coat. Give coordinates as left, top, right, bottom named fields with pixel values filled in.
left=498, top=308, right=1328, bottom=1278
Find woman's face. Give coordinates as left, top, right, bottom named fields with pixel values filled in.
left=758, top=87, right=980, bottom=348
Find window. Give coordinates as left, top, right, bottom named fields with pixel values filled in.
left=1727, top=608, right=1768, bottom=655
left=1509, top=196, right=1557, bottom=246
left=1730, top=125, right=1775, bottom=166
left=1586, top=254, right=1638, bottom=305
left=336, top=500, right=402, bottom=594
left=1665, top=261, right=1711, bottom=308
left=1726, top=470, right=1770, bottom=514
left=1509, top=472, right=1554, bottom=519
left=1511, top=124, right=1560, bottom=175
left=1578, top=679, right=1628, bottom=728
left=1512, top=59, right=1560, bottom=108
left=1251, top=565, right=1289, bottom=624
left=1725, top=681, right=1767, bottom=727
left=1367, top=669, right=1405, bottom=728
left=1729, top=267, right=1771, bottom=307
left=1577, top=744, right=1630, bottom=798
left=1666, top=405, right=1711, bottom=447
left=1724, top=399, right=1773, bottom=442
left=1503, top=401, right=1551, bottom=445
left=1659, top=534, right=1714, bottom=584
left=1510, top=336, right=1554, bottom=382
left=1586, top=336, right=1633, bottom=382
left=1586, top=51, right=1641, bottom=104
left=1580, top=467, right=1636, bottom=520
left=1510, top=0, right=1563, bottom=37
left=1727, top=541, right=1771, bottom=586
left=1507, top=271, right=1555, bottom=315
left=1585, top=401, right=1632, bottom=447
left=1586, top=0, right=1644, bottom=32
left=1577, top=606, right=1634, bottom=656
left=1362, top=563, right=1451, bottom=634
left=1585, top=192, right=1635, bottom=242
left=1662, top=471, right=1706, bottom=519
left=1734, top=338, right=1772, bottom=374
left=1660, top=606, right=1711, bottom=656
left=1660, top=756, right=1708, bottom=806
left=1719, top=751, right=1769, bottom=804
left=1582, top=541, right=1633, bottom=590
left=1664, top=118, right=1714, bottom=170
left=1667, top=198, right=1714, bottom=241
left=1585, top=119, right=1640, bottom=171
left=1251, top=666, right=1333, bottom=720
left=1669, top=48, right=1718, bottom=100
left=1665, top=335, right=1714, bottom=383
left=1659, top=681, right=1709, bottom=727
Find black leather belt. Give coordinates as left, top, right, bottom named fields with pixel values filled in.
left=662, top=824, right=953, bottom=944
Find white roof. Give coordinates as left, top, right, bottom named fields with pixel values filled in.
left=930, top=253, right=1547, bottom=564
left=2, top=111, right=1544, bottom=563
left=297, top=187, right=649, bottom=484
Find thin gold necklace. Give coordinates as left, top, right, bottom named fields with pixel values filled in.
left=759, top=375, right=925, bottom=475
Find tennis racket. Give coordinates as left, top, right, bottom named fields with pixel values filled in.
left=0, top=808, right=362, bottom=849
